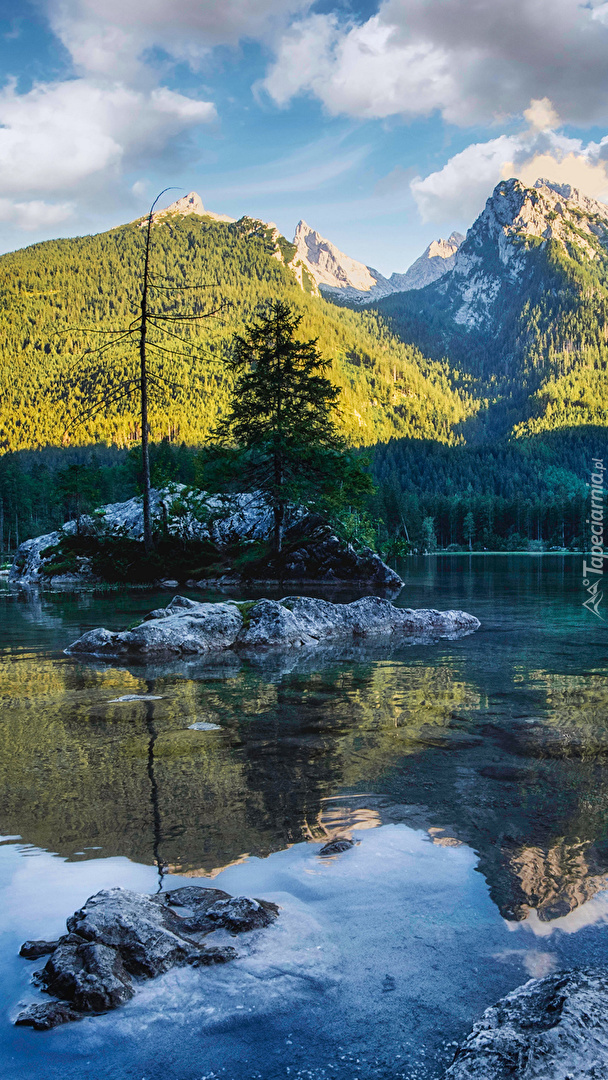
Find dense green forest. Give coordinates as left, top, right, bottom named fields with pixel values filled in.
left=372, top=234, right=608, bottom=441
left=0, top=212, right=470, bottom=453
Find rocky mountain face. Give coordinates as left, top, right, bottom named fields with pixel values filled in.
left=292, top=221, right=463, bottom=302
left=149, top=191, right=236, bottom=224
left=373, top=176, right=608, bottom=435
left=292, top=221, right=396, bottom=302
left=431, top=177, right=608, bottom=332
left=145, top=192, right=464, bottom=303
left=390, top=231, right=464, bottom=291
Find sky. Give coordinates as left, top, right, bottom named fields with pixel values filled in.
left=4, top=0, right=608, bottom=274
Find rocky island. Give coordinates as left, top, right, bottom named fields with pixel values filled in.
left=9, top=488, right=403, bottom=590
left=66, top=593, right=480, bottom=658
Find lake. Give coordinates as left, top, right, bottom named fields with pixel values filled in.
left=1, top=555, right=607, bottom=1079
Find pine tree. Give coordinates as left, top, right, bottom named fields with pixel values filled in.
left=463, top=510, right=475, bottom=551
left=217, top=301, right=367, bottom=553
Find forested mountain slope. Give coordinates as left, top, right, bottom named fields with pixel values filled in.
left=0, top=212, right=472, bottom=454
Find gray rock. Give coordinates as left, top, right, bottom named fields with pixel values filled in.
left=445, top=969, right=608, bottom=1079
left=17, top=884, right=279, bottom=1028
left=9, top=489, right=402, bottom=589
left=205, top=896, right=279, bottom=934
left=19, top=939, right=59, bottom=959
left=15, top=1001, right=83, bottom=1030
left=66, top=594, right=480, bottom=658
left=67, top=602, right=244, bottom=658
left=163, top=886, right=230, bottom=909
left=9, top=530, right=61, bottom=584
left=41, top=941, right=134, bottom=1012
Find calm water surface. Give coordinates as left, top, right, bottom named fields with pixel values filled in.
left=1, top=555, right=607, bottom=1079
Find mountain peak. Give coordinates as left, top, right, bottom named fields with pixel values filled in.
left=429, top=174, right=608, bottom=331
left=390, top=231, right=464, bottom=292
left=149, top=191, right=236, bottom=224
left=293, top=220, right=394, bottom=299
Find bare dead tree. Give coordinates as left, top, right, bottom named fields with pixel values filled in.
left=53, top=188, right=226, bottom=552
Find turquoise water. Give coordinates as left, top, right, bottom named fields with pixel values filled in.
left=0, top=555, right=606, bottom=1079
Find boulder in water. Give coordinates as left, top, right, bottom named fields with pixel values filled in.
left=15, top=884, right=278, bottom=1029
left=445, top=968, right=608, bottom=1079
left=66, top=594, right=481, bottom=659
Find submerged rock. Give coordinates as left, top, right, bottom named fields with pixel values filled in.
left=319, top=837, right=355, bottom=855
left=445, top=969, right=608, bottom=1078
left=16, top=884, right=278, bottom=1029
left=66, top=594, right=480, bottom=658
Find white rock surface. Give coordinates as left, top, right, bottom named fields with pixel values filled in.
left=445, top=968, right=608, bottom=1079
left=65, top=594, right=480, bottom=658
left=390, top=232, right=464, bottom=291
left=8, top=489, right=278, bottom=585
left=293, top=221, right=396, bottom=302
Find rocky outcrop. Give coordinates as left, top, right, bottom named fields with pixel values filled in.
left=66, top=594, right=480, bottom=658
left=293, top=220, right=396, bottom=303
left=445, top=969, right=608, bottom=1078
left=428, top=177, right=608, bottom=333
left=390, top=232, right=464, bottom=291
left=147, top=191, right=236, bottom=225
left=9, top=490, right=403, bottom=589
left=15, top=885, right=278, bottom=1029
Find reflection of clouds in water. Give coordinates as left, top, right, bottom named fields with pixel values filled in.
left=505, top=889, right=608, bottom=937
left=492, top=948, right=558, bottom=978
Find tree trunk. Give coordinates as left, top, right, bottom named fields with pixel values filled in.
left=140, top=206, right=153, bottom=554
left=273, top=500, right=284, bottom=556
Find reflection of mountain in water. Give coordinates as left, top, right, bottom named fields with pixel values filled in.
left=509, top=839, right=608, bottom=922
left=2, top=614, right=608, bottom=927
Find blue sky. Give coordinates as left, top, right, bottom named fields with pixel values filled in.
left=3, top=0, right=608, bottom=274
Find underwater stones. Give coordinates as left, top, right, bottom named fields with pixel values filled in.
left=66, top=595, right=481, bottom=658
left=16, top=884, right=279, bottom=1029
left=445, top=968, right=608, bottom=1079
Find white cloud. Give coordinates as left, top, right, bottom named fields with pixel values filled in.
left=262, top=12, right=455, bottom=119
left=0, top=77, right=215, bottom=200
left=410, top=104, right=608, bottom=223
left=523, top=97, right=561, bottom=133
left=410, top=136, right=519, bottom=223
left=0, top=198, right=74, bottom=230
left=263, top=0, right=608, bottom=127
left=48, top=0, right=312, bottom=79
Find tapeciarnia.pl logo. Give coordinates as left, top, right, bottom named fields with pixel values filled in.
left=582, top=458, right=605, bottom=619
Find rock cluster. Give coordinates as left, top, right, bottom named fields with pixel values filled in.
left=66, top=594, right=481, bottom=658
left=16, top=885, right=278, bottom=1029
left=445, top=969, right=608, bottom=1078
left=8, top=490, right=403, bottom=589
